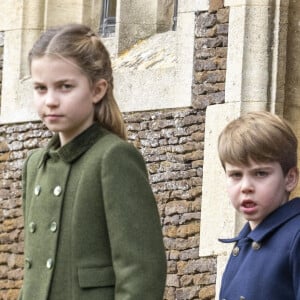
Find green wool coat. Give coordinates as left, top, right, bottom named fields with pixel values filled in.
left=18, top=124, right=167, bottom=300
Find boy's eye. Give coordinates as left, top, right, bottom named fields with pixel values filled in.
left=255, top=171, right=268, bottom=177
left=228, top=172, right=242, bottom=179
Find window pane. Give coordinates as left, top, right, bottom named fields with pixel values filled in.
left=100, top=0, right=117, bottom=37
left=107, top=0, right=116, bottom=18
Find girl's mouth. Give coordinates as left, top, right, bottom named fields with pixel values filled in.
left=45, top=114, right=63, bottom=121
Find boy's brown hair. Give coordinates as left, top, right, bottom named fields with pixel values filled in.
left=218, top=111, right=298, bottom=175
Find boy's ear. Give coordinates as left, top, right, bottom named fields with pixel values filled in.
left=285, top=167, right=299, bottom=192
left=92, top=79, right=108, bottom=104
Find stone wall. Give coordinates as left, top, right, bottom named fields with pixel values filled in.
left=0, top=32, right=3, bottom=100
left=0, top=5, right=228, bottom=300
left=125, top=109, right=208, bottom=300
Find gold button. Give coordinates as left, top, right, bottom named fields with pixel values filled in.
left=46, top=258, right=54, bottom=269
left=29, top=222, right=37, bottom=233
left=25, top=258, right=32, bottom=269
left=232, top=246, right=240, bottom=256
left=34, top=185, right=41, bottom=196
left=53, top=186, right=62, bottom=197
left=252, top=241, right=261, bottom=250
left=50, top=222, right=57, bottom=232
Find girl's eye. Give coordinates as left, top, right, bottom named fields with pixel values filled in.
left=61, top=84, right=73, bottom=91
left=34, top=85, right=47, bottom=93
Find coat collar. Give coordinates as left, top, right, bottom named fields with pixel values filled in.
left=38, top=123, right=107, bottom=167
left=219, top=197, right=300, bottom=243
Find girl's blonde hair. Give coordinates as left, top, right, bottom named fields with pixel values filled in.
left=28, top=23, right=127, bottom=140
left=218, top=111, right=298, bottom=175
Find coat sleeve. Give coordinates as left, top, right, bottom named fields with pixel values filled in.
left=18, top=150, right=40, bottom=300
left=290, top=230, right=300, bottom=299
left=18, top=154, right=31, bottom=300
left=17, top=288, right=23, bottom=300
left=101, top=141, right=167, bottom=300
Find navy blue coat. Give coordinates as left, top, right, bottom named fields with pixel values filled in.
left=219, top=197, right=300, bottom=300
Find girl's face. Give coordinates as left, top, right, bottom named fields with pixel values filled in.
left=225, top=160, right=298, bottom=230
left=31, top=55, right=107, bottom=146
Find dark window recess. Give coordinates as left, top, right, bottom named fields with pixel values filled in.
left=172, top=0, right=178, bottom=31
left=100, top=0, right=117, bottom=37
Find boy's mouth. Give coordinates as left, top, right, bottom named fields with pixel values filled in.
left=242, top=200, right=256, bottom=207
left=241, top=200, right=257, bottom=213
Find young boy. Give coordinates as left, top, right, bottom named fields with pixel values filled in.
left=218, top=111, right=300, bottom=300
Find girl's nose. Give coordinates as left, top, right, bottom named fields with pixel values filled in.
left=45, top=91, right=59, bottom=106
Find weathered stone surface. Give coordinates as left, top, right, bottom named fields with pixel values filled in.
left=176, top=286, right=200, bottom=300
left=193, top=8, right=227, bottom=116
left=217, top=8, right=229, bottom=23
left=166, top=274, right=180, bottom=287
left=209, top=0, right=224, bottom=12
left=199, top=284, right=216, bottom=299
left=194, top=273, right=216, bottom=285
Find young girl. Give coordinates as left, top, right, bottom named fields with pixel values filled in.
left=18, top=23, right=166, bottom=300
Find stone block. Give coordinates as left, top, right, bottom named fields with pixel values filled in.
left=198, top=284, right=216, bottom=299
left=209, top=0, right=224, bottom=12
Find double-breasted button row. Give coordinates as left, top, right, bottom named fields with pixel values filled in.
left=28, top=221, right=58, bottom=233
left=34, top=185, right=63, bottom=197
left=232, top=241, right=261, bottom=257
left=25, top=257, right=54, bottom=270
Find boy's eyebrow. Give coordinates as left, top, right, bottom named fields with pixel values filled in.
left=225, top=164, right=274, bottom=172
left=250, top=164, right=274, bottom=170
left=224, top=166, right=242, bottom=173
left=226, top=168, right=241, bottom=172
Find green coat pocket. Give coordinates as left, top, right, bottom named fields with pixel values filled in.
left=78, top=266, right=115, bottom=288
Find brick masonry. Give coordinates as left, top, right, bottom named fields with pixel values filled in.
left=0, top=5, right=228, bottom=300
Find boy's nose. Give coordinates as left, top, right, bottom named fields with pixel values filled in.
left=241, top=176, right=254, bottom=193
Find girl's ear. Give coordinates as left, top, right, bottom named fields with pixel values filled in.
left=285, top=167, right=299, bottom=192
left=92, top=79, right=108, bottom=104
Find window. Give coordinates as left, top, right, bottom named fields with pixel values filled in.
left=100, top=0, right=117, bottom=37
left=172, top=0, right=178, bottom=31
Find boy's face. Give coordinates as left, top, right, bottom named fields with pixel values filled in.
left=225, top=160, right=298, bottom=230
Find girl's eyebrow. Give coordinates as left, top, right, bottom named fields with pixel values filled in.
left=32, top=80, right=44, bottom=85
left=32, top=78, right=75, bottom=85
left=54, top=79, right=74, bottom=84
